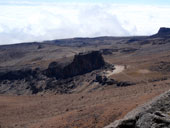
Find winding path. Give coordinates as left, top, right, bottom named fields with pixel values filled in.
left=106, top=65, right=125, bottom=77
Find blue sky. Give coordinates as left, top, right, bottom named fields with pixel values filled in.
left=0, top=0, right=170, bottom=44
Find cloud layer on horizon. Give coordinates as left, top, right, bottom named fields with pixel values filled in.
left=0, top=3, right=170, bottom=44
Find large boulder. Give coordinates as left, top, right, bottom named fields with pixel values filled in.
left=46, top=51, right=105, bottom=79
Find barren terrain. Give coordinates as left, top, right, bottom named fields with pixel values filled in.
left=1, top=82, right=169, bottom=128
left=1, top=28, right=170, bottom=128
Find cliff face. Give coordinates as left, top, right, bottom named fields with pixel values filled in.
left=152, top=27, right=170, bottom=37
left=0, top=51, right=105, bottom=81
left=46, top=51, right=105, bottom=79
left=0, top=51, right=106, bottom=94
left=158, top=27, right=170, bottom=35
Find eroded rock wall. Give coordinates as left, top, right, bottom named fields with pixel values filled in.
left=46, top=51, right=105, bottom=79
left=0, top=51, right=106, bottom=94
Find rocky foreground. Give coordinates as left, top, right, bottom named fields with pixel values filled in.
left=104, top=90, right=170, bottom=128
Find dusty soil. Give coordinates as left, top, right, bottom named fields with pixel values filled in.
left=0, top=79, right=170, bottom=128
left=104, top=89, right=170, bottom=128
left=1, top=52, right=170, bottom=128
left=1, top=50, right=170, bottom=128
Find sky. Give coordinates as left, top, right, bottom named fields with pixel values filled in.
left=0, top=0, right=170, bottom=45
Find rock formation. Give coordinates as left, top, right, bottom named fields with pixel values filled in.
left=104, top=90, right=170, bottom=128
left=95, top=74, right=116, bottom=85
left=152, top=27, right=170, bottom=37
left=0, top=51, right=107, bottom=94
left=46, top=51, right=105, bottom=79
left=0, top=68, right=38, bottom=81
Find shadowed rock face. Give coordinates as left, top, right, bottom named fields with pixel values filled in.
left=0, top=51, right=105, bottom=81
left=0, top=51, right=107, bottom=94
left=152, top=27, right=170, bottom=37
left=158, top=27, right=170, bottom=35
left=46, top=51, right=105, bottom=79
left=0, top=68, right=38, bottom=81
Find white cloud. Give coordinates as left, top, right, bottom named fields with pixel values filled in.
left=0, top=3, right=170, bottom=44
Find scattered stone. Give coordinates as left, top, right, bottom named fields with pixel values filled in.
left=95, top=74, right=116, bottom=85
left=150, top=61, right=170, bottom=73
left=116, top=82, right=134, bottom=87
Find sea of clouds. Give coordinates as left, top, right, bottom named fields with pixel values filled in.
left=0, top=2, right=170, bottom=44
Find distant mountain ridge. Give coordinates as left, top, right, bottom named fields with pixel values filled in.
left=152, top=27, right=170, bottom=37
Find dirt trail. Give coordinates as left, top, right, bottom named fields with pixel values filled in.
left=106, top=65, right=125, bottom=77
left=138, top=69, right=150, bottom=74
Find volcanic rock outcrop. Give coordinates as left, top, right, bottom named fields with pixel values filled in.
left=95, top=74, right=116, bottom=85
left=0, top=68, right=39, bottom=81
left=104, top=90, right=170, bottom=128
left=0, top=51, right=107, bottom=94
left=152, top=27, right=170, bottom=37
left=45, top=51, right=105, bottom=79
